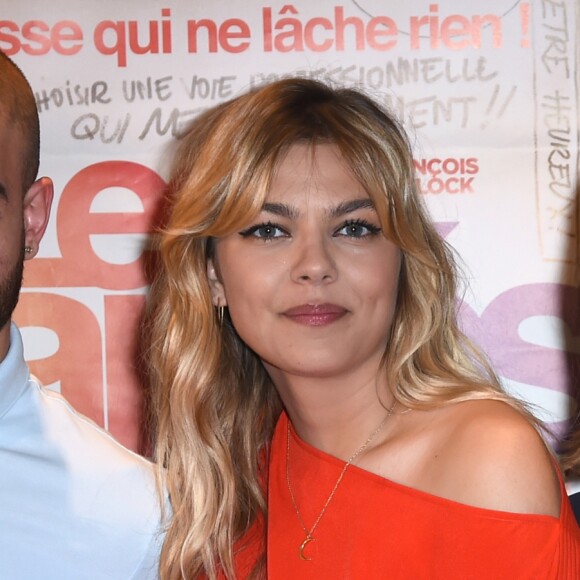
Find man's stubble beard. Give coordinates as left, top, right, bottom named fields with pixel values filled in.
left=0, top=229, right=25, bottom=331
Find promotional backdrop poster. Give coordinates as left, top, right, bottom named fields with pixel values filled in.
left=4, top=0, right=579, bottom=453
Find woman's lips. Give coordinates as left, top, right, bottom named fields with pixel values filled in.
left=282, top=304, right=347, bottom=326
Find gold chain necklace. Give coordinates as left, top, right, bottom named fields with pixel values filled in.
left=286, top=401, right=397, bottom=561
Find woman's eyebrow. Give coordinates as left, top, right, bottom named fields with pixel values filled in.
left=328, top=198, right=375, bottom=218
left=261, top=202, right=298, bottom=219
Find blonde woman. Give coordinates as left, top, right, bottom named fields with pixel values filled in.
left=148, top=78, right=580, bottom=579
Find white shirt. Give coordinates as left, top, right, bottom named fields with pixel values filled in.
left=0, top=324, right=164, bottom=579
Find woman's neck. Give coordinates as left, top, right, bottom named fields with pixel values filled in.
left=267, top=368, right=394, bottom=461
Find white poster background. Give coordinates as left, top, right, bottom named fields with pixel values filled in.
left=3, top=0, right=578, bottom=451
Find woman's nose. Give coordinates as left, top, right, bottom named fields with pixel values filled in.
left=289, top=234, right=338, bottom=285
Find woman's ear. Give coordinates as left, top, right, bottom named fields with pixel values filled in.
left=207, top=258, right=227, bottom=307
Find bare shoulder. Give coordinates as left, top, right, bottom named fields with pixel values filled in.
left=426, top=399, right=561, bottom=517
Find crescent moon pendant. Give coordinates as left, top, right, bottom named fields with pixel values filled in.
left=299, top=536, right=314, bottom=560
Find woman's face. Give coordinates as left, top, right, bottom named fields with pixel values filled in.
left=209, top=143, right=401, bottom=383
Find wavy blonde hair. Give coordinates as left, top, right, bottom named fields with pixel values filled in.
left=147, top=78, right=536, bottom=579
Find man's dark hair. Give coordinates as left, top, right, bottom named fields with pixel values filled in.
left=0, top=51, right=40, bottom=192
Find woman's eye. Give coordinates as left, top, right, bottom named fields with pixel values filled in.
left=335, top=220, right=381, bottom=238
left=239, top=223, right=288, bottom=240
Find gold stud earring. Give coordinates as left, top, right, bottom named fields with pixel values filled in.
left=24, top=246, right=33, bottom=254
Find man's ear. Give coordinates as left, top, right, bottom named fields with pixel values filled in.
left=23, top=176, right=53, bottom=260
left=207, top=258, right=227, bottom=307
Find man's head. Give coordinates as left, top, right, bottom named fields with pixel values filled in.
left=0, top=52, right=53, bottom=359
left=0, top=51, right=40, bottom=193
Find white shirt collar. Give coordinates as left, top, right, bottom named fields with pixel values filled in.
left=0, top=323, right=31, bottom=418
